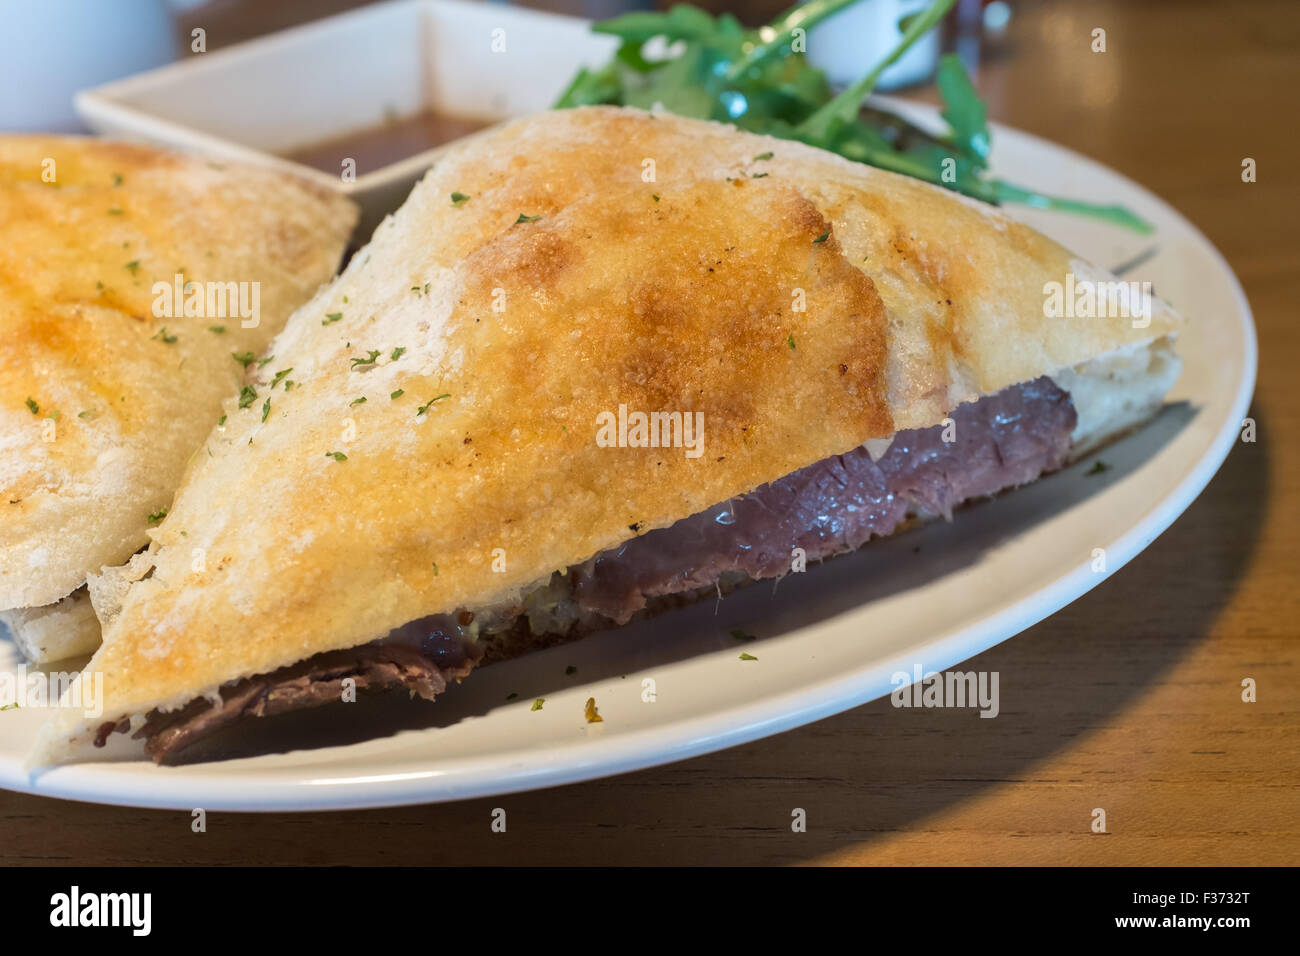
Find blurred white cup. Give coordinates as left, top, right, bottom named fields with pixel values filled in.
left=0, top=0, right=181, bottom=131
left=807, top=0, right=941, bottom=92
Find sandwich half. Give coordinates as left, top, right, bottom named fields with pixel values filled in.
left=0, top=137, right=357, bottom=662
left=31, top=107, right=1180, bottom=765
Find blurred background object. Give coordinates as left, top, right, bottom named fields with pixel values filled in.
left=808, top=0, right=941, bottom=90
left=0, top=0, right=176, bottom=130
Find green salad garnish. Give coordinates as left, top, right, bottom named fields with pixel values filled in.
left=555, top=0, right=1151, bottom=233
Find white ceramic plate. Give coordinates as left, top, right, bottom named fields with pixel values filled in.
left=0, top=108, right=1255, bottom=811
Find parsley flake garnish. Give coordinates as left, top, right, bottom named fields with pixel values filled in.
left=753, top=151, right=774, bottom=161
left=153, top=327, right=178, bottom=344
left=125, top=259, right=140, bottom=274
left=813, top=231, right=829, bottom=244
left=232, top=351, right=256, bottom=368
left=739, top=652, right=758, bottom=661
left=531, top=698, right=545, bottom=712
left=261, top=397, right=272, bottom=422
left=237, top=385, right=257, bottom=409
left=24, top=397, right=38, bottom=415
left=788, top=334, right=796, bottom=350
left=325, top=451, right=347, bottom=462
left=416, top=393, right=451, bottom=416
left=270, top=368, right=293, bottom=389
left=450, top=191, right=471, bottom=206
left=349, top=396, right=367, bottom=407
left=390, top=389, right=405, bottom=400
left=147, top=507, right=168, bottom=526
left=350, top=349, right=382, bottom=370
left=208, top=325, right=226, bottom=334
left=514, top=213, right=542, bottom=224
left=323, top=312, right=343, bottom=325
left=390, top=346, right=406, bottom=360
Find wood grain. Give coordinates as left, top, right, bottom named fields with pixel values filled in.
left=2, top=0, right=1296, bottom=865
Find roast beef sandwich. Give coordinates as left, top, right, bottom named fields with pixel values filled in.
left=31, top=107, right=1181, bottom=765
left=0, top=137, right=357, bottom=663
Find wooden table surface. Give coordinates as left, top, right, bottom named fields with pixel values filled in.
left=3, top=0, right=1296, bottom=866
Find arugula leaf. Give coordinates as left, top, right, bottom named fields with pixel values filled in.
left=992, top=180, right=1155, bottom=234
left=799, top=0, right=956, bottom=141
left=723, top=0, right=861, bottom=82
left=623, top=44, right=718, bottom=118
left=554, top=0, right=1151, bottom=233
left=936, top=54, right=989, bottom=165
left=593, top=5, right=721, bottom=45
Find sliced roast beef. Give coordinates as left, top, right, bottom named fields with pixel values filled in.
left=117, top=619, right=480, bottom=763
left=572, top=375, right=1076, bottom=623
left=119, top=376, right=1076, bottom=762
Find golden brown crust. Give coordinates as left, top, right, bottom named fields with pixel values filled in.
left=32, top=107, right=1179, bottom=762
left=0, top=136, right=357, bottom=610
